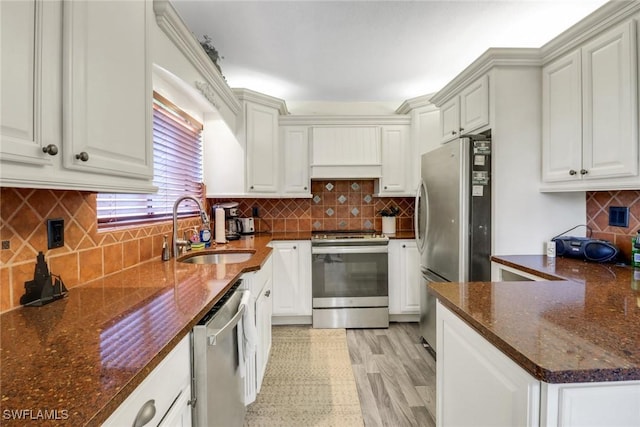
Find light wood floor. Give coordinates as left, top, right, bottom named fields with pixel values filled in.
left=346, top=323, right=437, bottom=427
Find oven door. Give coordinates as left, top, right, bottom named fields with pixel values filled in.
left=311, top=245, right=388, bottom=308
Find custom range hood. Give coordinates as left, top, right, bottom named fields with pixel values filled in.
left=310, top=126, right=382, bottom=178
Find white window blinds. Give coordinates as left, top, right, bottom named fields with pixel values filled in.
left=97, top=92, right=204, bottom=226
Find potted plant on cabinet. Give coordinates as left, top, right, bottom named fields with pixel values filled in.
left=378, top=206, right=400, bottom=235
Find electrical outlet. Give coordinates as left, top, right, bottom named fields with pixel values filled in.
left=47, top=218, right=64, bottom=249
left=1, top=240, right=9, bottom=250
left=608, top=206, right=629, bottom=227
left=252, top=206, right=259, bottom=217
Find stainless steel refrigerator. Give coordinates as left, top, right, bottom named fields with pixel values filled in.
left=415, top=136, right=492, bottom=356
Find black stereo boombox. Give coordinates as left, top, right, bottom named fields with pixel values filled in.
left=552, top=236, right=620, bottom=263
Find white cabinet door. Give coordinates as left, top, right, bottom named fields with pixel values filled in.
left=0, top=0, right=58, bottom=166
left=439, top=98, right=460, bottom=144
left=389, top=240, right=420, bottom=315
left=255, top=277, right=272, bottom=391
left=63, top=0, right=152, bottom=179
left=272, top=241, right=312, bottom=317
left=104, top=335, right=191, bottom=427
left=246, top=102, right=279, bottom=193
left=581, top=19, right=637, bottom=180
left=437, top=301, right=540, bottom=427
left=459, top=74, right=489, bottom=135
left=542, top=50, right=583, bottom=183
left=281, top=126, right=310, bottom=195
left=439, top=75, right=489, bottom=144
left=380, top=125, right=410, bottom=195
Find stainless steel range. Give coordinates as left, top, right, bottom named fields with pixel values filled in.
left=311, top=231, right=389, bottom=328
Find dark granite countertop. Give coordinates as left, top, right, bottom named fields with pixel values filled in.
left=429, top=255, right=640, bottom=384
left=0, top=235, right=276, bottom=426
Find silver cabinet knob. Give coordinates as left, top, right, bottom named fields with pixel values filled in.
left=75, top=152, right=89, bottom=162
left=569, top=169, right=577, bottom=176
left=265, top=289, right=271, bottom=297
left=133, top=399, right=156, bottom=427
left=42, top=144, right=58, bottom=156
left=580, top=169, right=588, bottom=175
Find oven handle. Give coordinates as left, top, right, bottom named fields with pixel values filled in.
left=311, top=246, right=388, bottom=255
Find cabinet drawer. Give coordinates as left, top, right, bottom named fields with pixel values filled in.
left=103, top=334, right=190, bottom=426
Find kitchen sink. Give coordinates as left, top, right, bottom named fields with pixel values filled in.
left=179, top=251, right=254, bottom=265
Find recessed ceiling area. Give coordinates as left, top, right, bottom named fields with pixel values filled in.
left=171, top=0, right=609, bottom=105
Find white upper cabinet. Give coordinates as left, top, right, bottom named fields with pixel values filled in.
left=0, top=0, right=57, bottom=167
left=542, top=18, right=638, bottom=190
left=280, top=126, right=310, bottom=196
left=380, top=125, right=411, bottom=195
left=245, top=102, right=279, bottom=193
left=1, top=0, right=156, bottom=192
left=63, top=0, right=152, bottom=180
left=439, top=75, right=489, bottom=144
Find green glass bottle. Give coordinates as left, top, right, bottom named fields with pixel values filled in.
left=632, top=230, right=640, bottom=267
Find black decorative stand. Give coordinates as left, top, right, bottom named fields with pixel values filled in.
left=20, top=251, right=68, bottom=306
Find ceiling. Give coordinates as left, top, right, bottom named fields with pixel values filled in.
left=171, top=0, right=609, bottom=104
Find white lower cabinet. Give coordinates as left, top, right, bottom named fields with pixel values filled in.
left=103, top=334, right=191, bottom=427
left=437, top=301, right=540, bottom=427
left=388, top=240, right=420, bottom=317
left=249, top=254, right=273, bottom=393
left=271, top=241, right=312, bottom=324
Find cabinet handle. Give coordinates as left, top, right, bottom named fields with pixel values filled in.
left=265, top=289, right=271, bottom=297
left=75, top=152, right=89, bottom=162
left=304, top=186, right=308, bottom=190
left=402, top=244, right=406, bottom=248
left=293, top=246, right=297, bottom=250
left=451, top=130, right=457, bottom=136
left=459, top=127, right=464, bottom=132
left=569, top=169, right=577, bottom=176
left=133, top=399, right=156, bottom=427
left=250, top=185, right=254, bottom=190
left=384, top=186, right=388, bottom=190
left=580, top=169, right=588, bottom=175
left=42, top=144, right=58, bottom=156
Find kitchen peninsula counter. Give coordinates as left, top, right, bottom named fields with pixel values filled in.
left=429, top=255, right=640, bottom=384
left=0, top=235, right=276, bottom=426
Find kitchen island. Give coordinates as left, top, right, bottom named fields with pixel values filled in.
left=430, top=255, right=640, bottom=426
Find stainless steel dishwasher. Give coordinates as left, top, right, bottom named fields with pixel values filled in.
left=192, top=281, right=249, bottom=427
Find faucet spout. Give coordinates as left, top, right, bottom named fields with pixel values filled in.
left=172, top=196, right=208, bottom=258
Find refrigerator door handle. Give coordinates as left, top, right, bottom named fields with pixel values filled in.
left=422, top=268, right=450, bottom=283
left=414, top=179, right=428, bottom=254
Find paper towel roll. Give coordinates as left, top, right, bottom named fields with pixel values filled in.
left=214, top=208, right=226, bottom=243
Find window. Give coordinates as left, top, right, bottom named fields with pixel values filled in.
left=97, top=92, right=204, bottom=226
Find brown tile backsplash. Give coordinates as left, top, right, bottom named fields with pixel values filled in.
left=212, top=179, right=415, bottom=234
left=11, top=182, right=633, bottom=312
left=0, top=188, right=203, bottom=313
left=586, top=190, right=640, bottom=263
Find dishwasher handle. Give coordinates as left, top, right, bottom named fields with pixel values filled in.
left=207, top=290, right=250, bottom=346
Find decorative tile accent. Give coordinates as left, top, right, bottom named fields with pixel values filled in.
left=313, top=195, right=321, bottom=204
left=325, top=183, right=334, bottom=191
left=586, top=190, right=640, bottom=263
left=339, top=221, right=347, bottom=229
left=326, top=208, right=335, bottom=217
left=338, top=195, right=347, bottom=204
left=351, top=207, right=360, bottom=216
left=351, top=182, right=360, bottom=191
left=364, top=220, right=373, bottom=229
left=363, top=194, right=372, bottom=204
left=313, top=221, right=322, bottom=229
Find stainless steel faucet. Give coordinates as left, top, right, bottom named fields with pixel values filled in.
left=172, top=196, right=209, bottom=258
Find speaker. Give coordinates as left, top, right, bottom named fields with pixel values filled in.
left=552, top=236, right=619, bottom=263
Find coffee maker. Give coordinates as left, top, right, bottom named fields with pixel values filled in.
left=212, top=202, right=241, bottom=241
